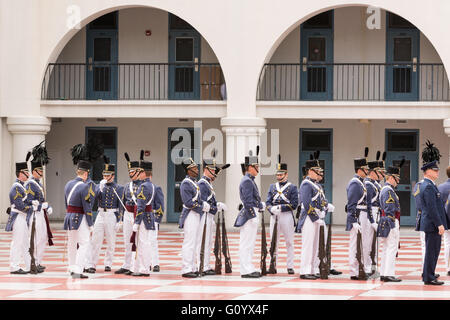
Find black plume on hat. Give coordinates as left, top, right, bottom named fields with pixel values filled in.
left=421, top=140, right=441, bottom=164
left=71, top=144, right=87, bottom=165
left=31, top=141, right=50, bottom=166
left=376, top=151, right=381, bottom=161
left=364, top=147, right=369, bottom=158
left=103, top=155, right=109, bottom=164
left=140, top=150, right=144, bottom=161
left=124, top=152, right=130, bottom=162
left=26, top=152, right=32, bottom=162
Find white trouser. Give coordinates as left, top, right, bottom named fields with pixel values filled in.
left=10, top=212, right=31, bottom=272
left=150, top=221, right=160, bottom=267
left=444, top=230, right=450, bottom=272
left=420, top=231, right=426, bottom=266
left=348, top=226, right=359, bottom=277
left=239, top=209, right=260, bottom=275
left=300, top=217, right=319, bottom=275
left=181, top=211, right=202, bottom=274
left=360, top=211, right=374, bottom=274
left=122, top=211, right=135, bottom=270
left=269, top=212, right=295, bottom=269
left=89, top=209, right=117, bottom=268
left=379, top=220, right=400, bottom=277
left=131, top=223, right=153, bottom=274
left=67, top=217, right=90, bottom=274
left=197, top=212, right=216, bottom=271
left=33, top=210, right=48, bottom=266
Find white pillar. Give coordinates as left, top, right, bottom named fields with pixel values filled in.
left=444, top=119, right=450, bottom=166
left=221, top=117, right=266, bottom=230
left=7, top=116, right=51, bottom=169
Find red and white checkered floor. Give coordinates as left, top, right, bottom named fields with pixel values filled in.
left=0, top=227, right=449, bottom=300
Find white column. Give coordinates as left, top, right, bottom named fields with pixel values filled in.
left=7, top=116, right=52, bottom=168
left=444, top=119, right=450, bottom=166
left=221, top=117, right=266, bottom=230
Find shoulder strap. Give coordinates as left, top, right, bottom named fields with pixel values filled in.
left=146, top=183, right=156, bottom=206
left=67, top=181, right=84, bottom=205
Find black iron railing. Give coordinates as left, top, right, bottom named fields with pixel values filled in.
left=41, top=63, right=225, bottom=100
left=257, top=63, right=450, bottom=101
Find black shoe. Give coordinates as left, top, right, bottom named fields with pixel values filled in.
left=384, top=276, right=402, bottom=282
left=36, top=266, right=45, bottom=273
left=83, top=268, right=96, bottom=274
left=287, top=269, right=294, bottom=275
left=132, top=272, right=150, bottom=277
left=10, top=269, right=29, bottom=275
left=114, top=268, right=130, bottom=274
left=182, top=272, right=199, bottom=278
left=380, top=276, right=386, bottom=282
left=424, top=279, right=444, bottom=285
left=124, top=270, right=133, bottom=276
left=435, top=274, right=440, bottom=279
left=351, top=275, right=368, bottom=280
left=202, top=269, right=216, bottom=276
left=104, top=266, right=111, bottom=272
left=37, top=265, right=46, bottom=270
left=71, top=272, right=88, bottom=279
left=329, top=269, right=342, bottom=275
left=241, top=272, right=261, bottom=278
left=300, top=274, right=317, bottom=280
left=153, top=265, right=160, bottom=272
left=268, top=269, right=277, bottom=274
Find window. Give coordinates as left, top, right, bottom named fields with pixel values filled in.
left=169, top=14, right=195, bottom=30
left=303, top=11, right=333, bottom=29
left=302, top=130, right=331, bottom=151
left=387, top=131, right=417, bottom=151
left=388, top=13, right=415, bottom=29
left=89, top=12, right=118, bottom=30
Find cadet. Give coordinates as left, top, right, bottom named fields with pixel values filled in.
left=179, top=155, right=210, bottom=278
left=266, top=154, right=298, bottom=275
left=296, top=152, right=325, bottom=280
left=438, top=166, right=450, bottom=276
left=234, top=148, right=265, bottom=278
left=198, top=154, right=227, bottom=276
left=377, top=163, right=403, bottom=282
left=87, top=157, right=123, bottom=273
left=346, top=149, right=369, bottom=280
left=64, top=158, right=95, bottom=279
left=115, top=152, right=142, bottom=275
left=150, top=183, right=165, bottom=272
left=131, top=159, right=155, bottom=277
left=417, top=141, right=448, bottom=285
left=6, top=154, right=34, bottom=274
left=26, top=151, right=53, bottom=273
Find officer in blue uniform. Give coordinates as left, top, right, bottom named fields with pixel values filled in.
left=115, top=152, right=142, bottom=275
left=87, top=158, right=124, bottom=273
left=6, top=155, right=34, bottom=274
left=235, top=148, right=265, bottom=278
left=64, top=159, right=95, bottom=279
left=296, top=153, right=325, bottom=279
left=438, top=165, right=450, bottom=275
left=346, top=149, right=369, bottom=280
left=377, top=163, right=403, bottom=282
left=266, top=154, right=298, bottom=274
left=131, top=160, right=155, bottom=277
left=179, top=155, right=210, bottom=278
left=418, top=141, right=448, bottom=285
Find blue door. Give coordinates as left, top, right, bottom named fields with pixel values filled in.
left=299, top=129, right=333, bottom=224
left=166, top=127, right=201, bottom=223
left=300, top=19, right=333, bottom=100
left=386, top=29, right=419, bottom=101
left=168, top=30, right=201, bottom=100
left=385, top=129, right=419, bottom=226
left=86, top=29, right=118, bottom=100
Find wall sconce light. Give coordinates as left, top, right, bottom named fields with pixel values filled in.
left=145, top=30, right=152, bottom=36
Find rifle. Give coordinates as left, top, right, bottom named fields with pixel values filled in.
left=326, top=212, right=332, bottom=272
left=318, top=224, right=328, bottom=279
left=356, top=230, right=367, bottom=280
left=260, top=211, right=268, bottom=276
left=199, top=212, right=208, bottom=276
left=29, top=211, right=38, bottom=274
left=214, top=212, right=222, bottom=274
left=268, top=214, right=278, bottom=274
left=370, top=208, right=380, bottom=278
left=221, top=209, right=232, bottom=273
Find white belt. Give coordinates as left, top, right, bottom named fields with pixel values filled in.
left=356, top=205, right=367, bottom=209
left=98, top=208, right=117, bottom=213
left=11, top=208, right=27, bottom=216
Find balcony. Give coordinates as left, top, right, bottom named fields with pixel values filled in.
left=257, top=63, right=450, bottom=102
left=41, top=63, right=224, bottom=101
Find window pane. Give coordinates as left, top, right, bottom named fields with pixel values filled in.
left=302, top=131, right=331, bottom=151
left=176, top=38, right=194, bottom=62
left=397, top=191, right=411, bottom=216
left=393, top=68, right=411, bottom=93
left=175, top=68, right=193, bottom=92
left=94, top=38, right=111, bottom=61
left=94, top=67, right=110, bottom=92
left=169, top=14, right=195, bottom=30
left=387, top=132, right=417, bottom=151
left=308, top=38, right=326, bottom=62
left=87, top=129, right=116, bottom=149
left=394, top=38, right=411, bottom=61
left=90, top=12, right=117, bottom=29
left=388, top=13, right=415, bottom=29
left=303, top=11, right=332, bottom=29
left=307, top=67, right=326, bottom=92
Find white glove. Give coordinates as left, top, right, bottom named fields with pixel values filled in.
left=352, top=223, right=362, bottom=232
left=115, top=222, right=123, bottom=233
left=260, top=202, right=266, bottom=212
left=371, top=207, right=379, bottom=220
left=202, top=202, right=211, bottom=213
left=99, top=179, right=107, bottom=192
left=42, top=202, right=49, bottom=210
left=327, top=203, right=335, bottom=213
left=132, top=223, right=139, bottom=232
left=315, top=219, right=325, bottom=226
left=47, top=207, right=53, bottom=215
left=32, top=200, right=39, bottom=211
left=319, top=210, right=326, bottom=219
left=371, top=223, right=378, bottom=231
left=270, top=205, right=281, bottom=215
left=217, top=202, right=227, bottom=212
